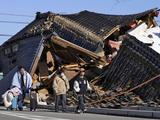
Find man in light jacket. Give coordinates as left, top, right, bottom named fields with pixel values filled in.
left=53, top=67, right=70, bottom=112
left=74, top=68, right=92, bottom=113
left=11, top=66, right=32, bottom=111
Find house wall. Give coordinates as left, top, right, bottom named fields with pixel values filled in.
left=0, top=57, right=2, bottom=72
left=103, top=35, right=160, bottom=101
left=0, top=35, right=43, bottom=102
left=0, top=35, right=42, bottom=75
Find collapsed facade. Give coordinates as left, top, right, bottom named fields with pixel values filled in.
left=0, top=8, right=160, bottom=108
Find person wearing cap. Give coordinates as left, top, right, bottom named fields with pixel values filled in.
left=73, top=68, right=92, bottom=113
left=11, top=66, right=32, bottom=111
left=53, top=66, right=70, bottom=112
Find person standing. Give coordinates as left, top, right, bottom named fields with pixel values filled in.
left=11, top=66, right=32, bottom=111
left=53, top=67, right=70, bottom=112
left=74, top=68, right=92, bottom=113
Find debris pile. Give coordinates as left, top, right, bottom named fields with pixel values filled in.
left=0, top=8, right=160, bottom=109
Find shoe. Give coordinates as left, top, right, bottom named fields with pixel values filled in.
left=11, top=108, right=17, bottom=111
left=83, top=108, right=87, bottom=112
left=7, top=107, right=12, bottom=111
left=62, top=110, right=67, bottom=113
left=18, top=108, right=23, bottom=111
left=55, top=110, right=59, bottom=112
left=76, top=109, right=81, bottom=113
left=30, top=109, right=36, bottom=112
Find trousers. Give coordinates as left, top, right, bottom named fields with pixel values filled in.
left=77, top=94, right=85, bottom=111
left=11, top=96, right=18, bottom=109
left=55, top=94, right=66, bottom=111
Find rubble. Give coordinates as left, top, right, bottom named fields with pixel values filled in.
left=0, top=8, right=160, bottom=109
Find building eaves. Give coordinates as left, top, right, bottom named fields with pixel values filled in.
left=62, top=8, right=158, bottom=36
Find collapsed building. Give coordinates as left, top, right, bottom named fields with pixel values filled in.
left=0, top=8, right=160, bottom=108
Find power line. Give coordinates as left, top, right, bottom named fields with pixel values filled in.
left=0, top=12, right=34, bottom=18
left=109, top=0, right=129, bottom=12
left=0, top=34, right=13, bottom=37
left=0, top=20, right=29, bottom=24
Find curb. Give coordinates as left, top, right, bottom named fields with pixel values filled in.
left=37, top=105, right=160, bottom=119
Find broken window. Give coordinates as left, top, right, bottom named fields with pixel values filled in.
left=0, top=72, right=3, bottom=81
left=4, top=47, right=11, bottom=55
left=11, top=58, right=17, bottom=65
left=12, top=44, right=19, bottom=52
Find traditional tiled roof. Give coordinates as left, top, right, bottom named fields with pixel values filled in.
left=103, top=35, right=160, bottom=100
left=2, top=8, right=157, bottom=46
left=62, top=8, right=158, bottom=36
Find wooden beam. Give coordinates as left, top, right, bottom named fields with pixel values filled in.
left=102, top=25, right=120, bottom=41
left=51, top=36, right=106, bottom=65
left=29, top=40, right=44, bottom=76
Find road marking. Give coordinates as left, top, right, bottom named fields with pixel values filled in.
left=0, top=111, right=71, bottom=120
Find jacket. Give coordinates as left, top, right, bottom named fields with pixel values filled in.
left=11, top=71, right=32, bottom=93
left=74, top=76, right=91, bottom=94
left=53, top=73, right=70, bottom=95
left=2, top=87, right=21, bottom=108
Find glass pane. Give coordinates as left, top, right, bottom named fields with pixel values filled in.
left=12, top=44, right=18, bottom=52
left=0, top=72, right=3, bottom=80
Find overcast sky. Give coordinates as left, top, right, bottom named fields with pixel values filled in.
left=0, top=0, right=160, bottom=45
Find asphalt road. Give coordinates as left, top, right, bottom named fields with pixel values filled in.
left=0, top=107, right=158, bottom=120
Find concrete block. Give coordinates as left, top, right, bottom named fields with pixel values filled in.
left=87, top=108, right=128, bottom=116
left=67, top=107, right=75, bottom=112
left=152, top=111, right=160, bottom=119
left=107, top=109, right=128, bottom=116
left=87, top=108, right=108, bottom=114
left=127, top=110, right=153, bottom=118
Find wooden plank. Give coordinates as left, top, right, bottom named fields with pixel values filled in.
left=102, top=25, right=120, bottom=41
left=29, top=40, right=44, bottom=76
left=38, top=62, right=49, bottom=77
left=51, top=36, right=106, bottom=65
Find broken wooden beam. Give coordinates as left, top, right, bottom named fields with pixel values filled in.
left=50, top=35, right=107, bottom=65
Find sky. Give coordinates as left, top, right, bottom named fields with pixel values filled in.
left=0, top=0, right=160, bottom=45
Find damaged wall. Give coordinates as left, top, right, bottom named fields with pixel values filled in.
left=0, top=8, right=159, bottom=106
left=0, top=35, right=43, bottom=75
left=103, top=35, right=160, bottom=101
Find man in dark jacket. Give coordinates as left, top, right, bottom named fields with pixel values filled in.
left=73, top=68, right=92, bottom=113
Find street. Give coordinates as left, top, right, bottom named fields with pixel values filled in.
left=0, top=107, right=158, bottom=120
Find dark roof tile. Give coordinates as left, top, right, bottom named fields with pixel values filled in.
left=2, top=8, right=157, bottom=46
left=62, top=8, right=157, bottom=35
